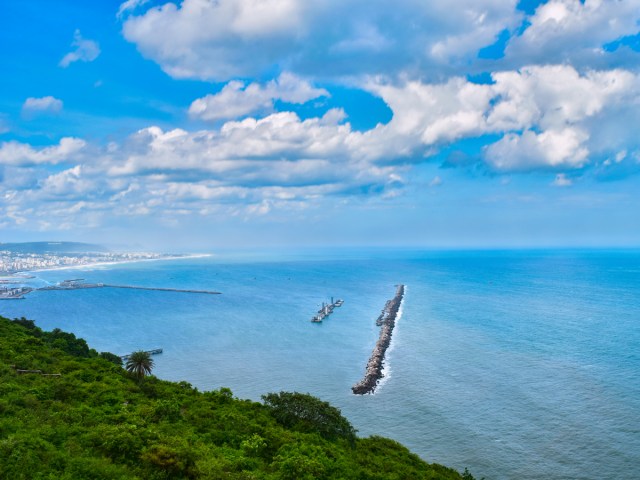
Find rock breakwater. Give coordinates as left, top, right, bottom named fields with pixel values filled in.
left=352, top=284, right=405, bottom=395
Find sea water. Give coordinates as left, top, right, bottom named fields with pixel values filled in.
left=1, top=249, right=638, bottom=479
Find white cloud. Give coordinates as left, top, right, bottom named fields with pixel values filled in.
left=505, top=0, right=640, bottom=67
left=189, top=72, right=328, bottom=121
left=10, top=106, right=391, bottom=224
left=109, top=109, right=362, bottom=181
left=118, top=0, right=640, bottom=87
left=552, top=173, right=573, bottom=187
left=429, top=176, right=443, bottom=187
left=22, top=96, right=63, bottom=116
left=122, top=0, right=520, bottom=81
left=39, top=166, right=96, bottom=198
left=0, top=138, right=86, bottom=166
left=487, top=66, right=637, bottom=131
left=6, top=60, right=640, bottom=232
left=363, top=65, right=640, bottom=171
left=122, top=0, right=305, bottom=80
left=369, top=78, right=493, bottom=141
left=59, top=30, right=101, bottom=68
left=117, top=0, right=149, bottom=18
left=429, top=1, right=522, bottom=62
left=485, top=128, right=590, bottom=171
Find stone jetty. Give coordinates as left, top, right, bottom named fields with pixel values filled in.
left=352, top=284, right=405, bottom=395
left=39, top=279, right=221, bottom=295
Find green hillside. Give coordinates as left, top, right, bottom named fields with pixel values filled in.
left=0, top=315, right=472, bottom=480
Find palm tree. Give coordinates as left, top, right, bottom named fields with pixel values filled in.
left=125, top=350, right=154, bottom=380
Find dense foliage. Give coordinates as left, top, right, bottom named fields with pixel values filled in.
left=262, top=392, right=357, bottom=445
left=0, top=315, right=469, bottom=479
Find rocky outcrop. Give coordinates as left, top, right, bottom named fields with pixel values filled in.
left=352, top=284, right=405, bottom=395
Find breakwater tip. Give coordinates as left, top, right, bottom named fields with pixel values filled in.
left=352, top=284, right=405, bottom=395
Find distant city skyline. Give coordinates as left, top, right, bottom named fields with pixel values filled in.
left=1, top=0, right=639, bottom=250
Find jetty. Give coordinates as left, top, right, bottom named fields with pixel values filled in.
left=102, top=284, right=221, bottom=295
left=311, top=297, right=344, bottom=322
left=0, top=286, right=33, bottom=300
left=121, top=348, right=163, bottom=361
left=38, top=279, right=221, bottom=295
left=352, top=284, right=405, bottom=395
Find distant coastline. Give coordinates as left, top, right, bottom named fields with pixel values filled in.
left=23, top=253, right=212, bottom=275
left=1, top=253, right=216, bottom=299
left=1, top=241, right=213, bottom=276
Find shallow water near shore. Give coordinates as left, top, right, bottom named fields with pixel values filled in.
left=2, top=248, right=639, bottom=479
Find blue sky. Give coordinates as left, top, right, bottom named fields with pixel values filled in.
left=1, top=0, right=639, bottom=250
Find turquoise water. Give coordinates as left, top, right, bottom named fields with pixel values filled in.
left=1, top=249, right=639, bottom=479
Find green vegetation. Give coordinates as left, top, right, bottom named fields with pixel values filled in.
left=0, top=315, right=471, bottom=479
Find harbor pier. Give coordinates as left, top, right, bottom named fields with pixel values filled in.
left=121, top=348, right=163, bottom=361
left=311, top=297, right=344, bottom=322
left=39, top=279, right=221, bottom=295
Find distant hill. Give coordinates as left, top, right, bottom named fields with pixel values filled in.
left=0, top=241, right=109, bottom=254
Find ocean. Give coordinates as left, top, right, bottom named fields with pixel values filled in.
left=1, top=249, right=638, bottom=479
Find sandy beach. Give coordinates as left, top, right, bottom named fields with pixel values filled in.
left=18, top=253, right=213, bottom=276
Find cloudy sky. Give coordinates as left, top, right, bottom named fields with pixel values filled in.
left=1, top=0, right=639, bottom=250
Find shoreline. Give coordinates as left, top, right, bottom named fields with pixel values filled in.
left=15, top=253, right=212, bottom=276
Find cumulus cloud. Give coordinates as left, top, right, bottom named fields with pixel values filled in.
left=364, top=65, right=640, bottom=171
left=118, top=0, right=640, bottom=84
left=59, top=30, right=101, bottom=68
left=189, top=72, right=328, bottom=121
left=505, top=0, right=640, bottom=67
left=0, top=105, right=397, bottom=228
left=165, top=65, right=640, bottom=179
left=6, top=60, right=640, bottom=231
left=0, top=125, right=399, bottom=229
left=485, top=128, right=590, bottom=171
left=108, top=109, right=362, bottom=183
left=38, top=166, right=97, bottom=199
left=429, top=1, right=522, bottom=62
left=0, top=137, right=86, bottom=166
left=122, top=0, right=305, bottom=80
left=488, top=66, right=636, bottom=130
left=122, top=0, right=520, bottom=81
left=22, top=96, right=63, bottom=116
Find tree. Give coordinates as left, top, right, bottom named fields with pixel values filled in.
left=100, top=351, right=123, bottom=366
left=125, top=351, right=154, bottom=380
left=262, top=391, right=357, bottom=444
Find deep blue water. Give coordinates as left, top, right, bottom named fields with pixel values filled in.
left=1, top=249, right=639, bottom=479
